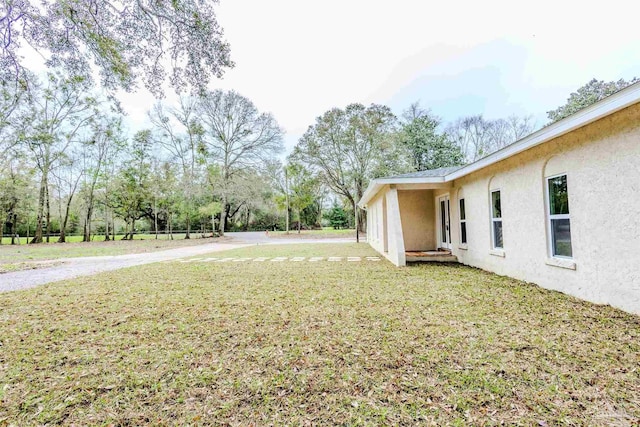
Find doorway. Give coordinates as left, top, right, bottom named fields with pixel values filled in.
left=437, top=194, right=451, bottom=250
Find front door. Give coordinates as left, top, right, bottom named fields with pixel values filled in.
left=438, top=195, right=451, bottom=250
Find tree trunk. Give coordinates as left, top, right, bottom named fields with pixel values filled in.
left=83, top=201, right=94, bottom=242
left=57, top=190, right=75, bottom=243
left=45, top=184, right=51, bottom=243
left=31, top=172, right=47, bottom=244
left=154, top=199, right=158, bottom=240
left=104, top=208, right=110, bottom=241
left=297, top=209, right=301, bottom=234
left=185, top=215, right=191, bottom=239
left=219, top=193, right=227, bottom=236
left=121, top=219, right=130, bottom=240
left=243, top=208, right=250, bottom=232
left=10, top=214, right=17, bottom=245
left=169, top=212, right=173, bottom=240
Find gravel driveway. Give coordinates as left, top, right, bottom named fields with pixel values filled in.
left=0, top=232, right=356, bottom=292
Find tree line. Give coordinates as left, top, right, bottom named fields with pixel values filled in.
left=3, top=70, right=638, bottom=243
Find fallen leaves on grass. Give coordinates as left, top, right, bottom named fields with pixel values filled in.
left=0, top=244, right=638, bottom=425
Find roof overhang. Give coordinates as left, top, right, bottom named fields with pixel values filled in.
left=358, top=81, right=640, bottom=208
left=358, top=177, right=446, bottom=208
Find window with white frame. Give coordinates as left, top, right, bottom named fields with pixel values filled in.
left=459, top=198, right=467, bottom=244
left=490, top=190, right=503, bottom=249
left=546, top=174, right=572, bottom=258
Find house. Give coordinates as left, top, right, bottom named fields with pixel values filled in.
left=358, top=83, right=640, bottom=314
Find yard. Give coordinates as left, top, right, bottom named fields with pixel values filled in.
left=0, top=235, right=225, bottom=272
left=0, top=243, right=638, bottom=425
left=267, top=227, right=356, bottom=239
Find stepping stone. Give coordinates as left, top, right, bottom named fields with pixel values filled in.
left=201, top=257, right=218, bottom=262
left=232, top=258, right=252, bottom=262
left=347, top=257, right=361, bottom=262
left=253, top=257, right=269, bottom=262
left=215, top=258, right=235, bottom=262
left=179, top=258, right=203, bottom=263
left=271, top=257, right=288, bottom=262
left=291, top=257, right=305, bottom=262
left=309, top=257, right=324, bottom=262
left=366, top=257, right=381, bottom=261
left=328, top=257, right=343, bottom=262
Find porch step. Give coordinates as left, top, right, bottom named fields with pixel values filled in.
left=405, top=250, right=458, bottom=263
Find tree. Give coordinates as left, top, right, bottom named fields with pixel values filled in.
left=447, top=114, right=535, bottom=163
left=291, top=103, right=397, bottom=232
left=112, top=130, right=152, bottom=240
left=0, top=157, right=33, bottom=244
left=265, top=160, right=292, bottom=233
left=149, top=97, right=203, bottom=239
left=51, top=154, right=82, bottom=243
left=325, top=202, right=348, bottom=229
left=17, top=72, right=99, bottom=243
left=80, top=116, right=124, bottom=242
left=198, top=89, right=283, bottom=235
left=1, top=0, right=233, bottom=95
left=398, top=103, right=464, bottom=171
left=286, top=162, right=318, bottom=233
left=547, top=78, right=639, bottom=123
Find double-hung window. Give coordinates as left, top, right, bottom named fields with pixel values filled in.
left=547, top=174, right=572, bottom=258
left=459, top=199, right=467, bottom=244
left=490, top=190, right=503, bottom=249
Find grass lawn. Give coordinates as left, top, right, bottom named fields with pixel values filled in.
left=0, top=243, right=638, bottom=425
left=0, top=235, right=222, bottom=265
left=269, top=227, right=356, bottom=239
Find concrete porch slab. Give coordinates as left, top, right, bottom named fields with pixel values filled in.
left=405, top=250, right=458, bottom=263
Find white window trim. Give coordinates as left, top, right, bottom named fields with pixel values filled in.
left=459, top=198, right=467, bottom=245
left=545, top=173, right=573, bottom=260
left=490, top=189, right=503, bottom=250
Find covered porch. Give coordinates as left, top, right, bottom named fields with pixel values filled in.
left=364, top=182, right=458, bottom=266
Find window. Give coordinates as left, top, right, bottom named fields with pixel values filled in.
left=547, top=174, right=572, bottom=258
left=459, top=198, right=467, bottom=244
left=491, top=190, right=503, bottom=249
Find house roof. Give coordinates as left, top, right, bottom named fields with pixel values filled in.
left=381, top=166, right=464, bottom=179
left=358, top=80, right=640, bottom=208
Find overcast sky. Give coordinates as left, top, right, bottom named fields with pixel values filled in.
left=113, top=0, right=640, bottom=154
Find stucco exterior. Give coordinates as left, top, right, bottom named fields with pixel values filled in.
left=398, top=190, right=435, bottom=251
left=362, top=102, right=640, bottom=314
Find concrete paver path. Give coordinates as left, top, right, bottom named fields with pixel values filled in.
left=0, top=232, right=359, bottom=292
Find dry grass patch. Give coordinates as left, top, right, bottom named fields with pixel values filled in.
left=0, top=243, right=638, bottom=425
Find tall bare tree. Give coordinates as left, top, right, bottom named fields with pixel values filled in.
left=447, top=114, right=535, bottom=163
left=149, top=97, right=203, bottom=238
left=198, top=90, right=283, bottom=235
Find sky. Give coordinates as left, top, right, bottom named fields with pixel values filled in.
left=103, top=0, right=640, bottom=154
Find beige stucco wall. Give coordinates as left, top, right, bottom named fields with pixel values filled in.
left=366, top=190, right=386, bottom=255
left=398, top=190, right=435, bottom=251
left=447, top=102, right=640, bottom=314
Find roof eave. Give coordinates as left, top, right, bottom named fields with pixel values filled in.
left=358, top=176, right=445, bottom=207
